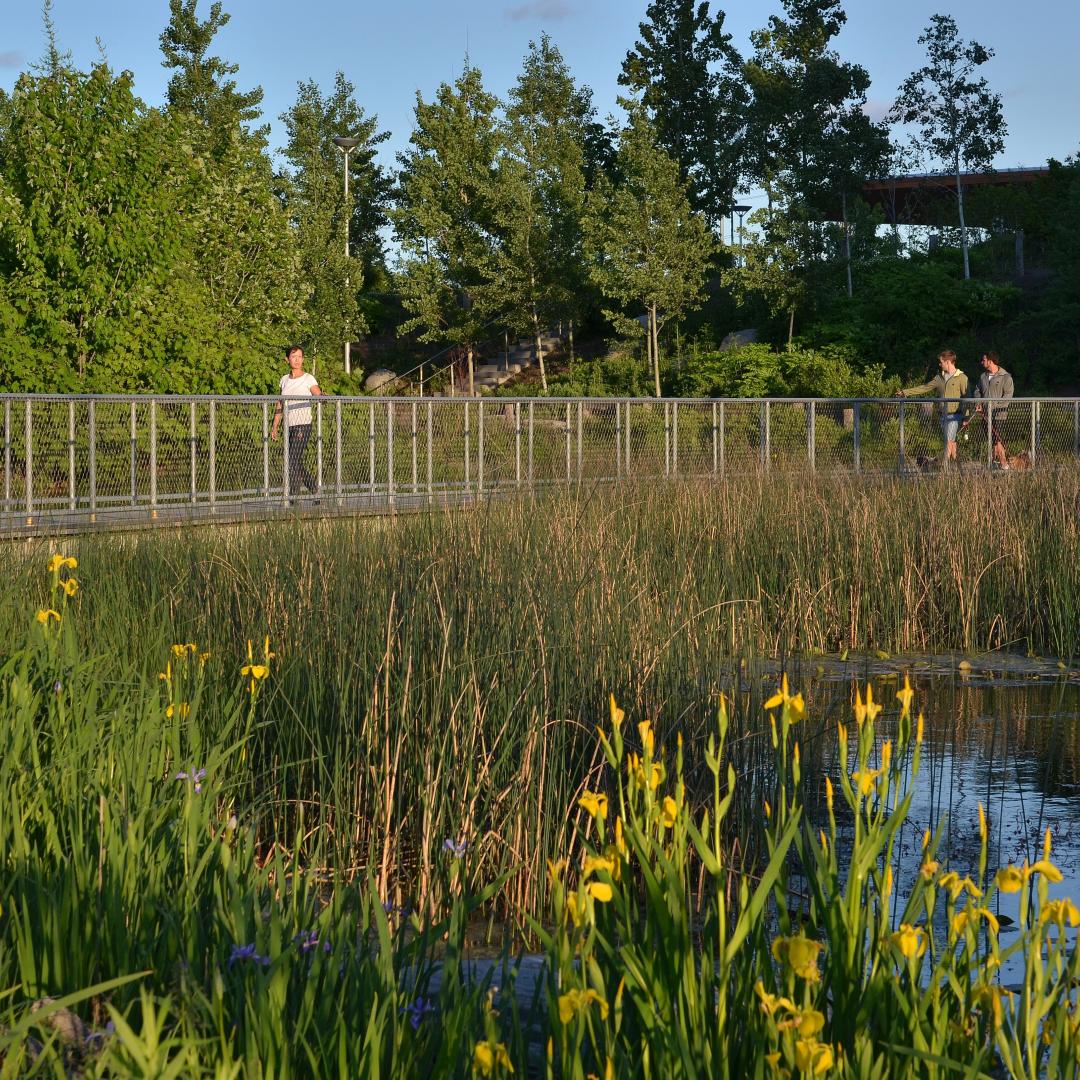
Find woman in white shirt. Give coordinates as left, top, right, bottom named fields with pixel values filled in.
left=271, top=346, right=323, bottom=497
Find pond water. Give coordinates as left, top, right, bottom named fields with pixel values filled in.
left=799, top=655, right=1080, bottom=984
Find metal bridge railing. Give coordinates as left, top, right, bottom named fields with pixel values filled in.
left=2, top=395, right=1078, bottom=534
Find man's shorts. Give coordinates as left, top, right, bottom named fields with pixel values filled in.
left=941, top=415, right=963, bottom=443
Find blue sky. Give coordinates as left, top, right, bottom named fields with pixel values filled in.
left=4, top=0, right=1077, bottom=193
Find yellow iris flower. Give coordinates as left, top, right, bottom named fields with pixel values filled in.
left=764, top=674, right=806, bottom=721
left=939, top=872, right=982, bottom=901
left=472, top=1040, right=513, bottom=1076
left=854, top=684, right=882, bottom=726
left=771, top=934, right=822, bottom=982
left=896, top=675, right=915, bottom=718
left=557, top=988, right=609, bottom=1025
left=47, top=555, right=77, bottom=573
left=61, top=578, right=78, bottom=597
left=890, top=924, right=926, bottom=960
left=578, top=792, right=608, bottom=820
left=661, top=796, right=678, bottom=828
left=608, top=694, right=624, bottom=730
left=36, top=609, right=61, bottom=625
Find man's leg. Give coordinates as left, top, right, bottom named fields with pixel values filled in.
left=993, top=428, right=1008, bottom=468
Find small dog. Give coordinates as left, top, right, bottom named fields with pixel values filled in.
left=1006, top=451, right=1032, bottom=471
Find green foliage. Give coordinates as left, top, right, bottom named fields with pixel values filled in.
left=619, top=0, right=747, bottom=227
left=670, top=342, right=898, bottom=398
left=545, top=352, right=654, bottom=397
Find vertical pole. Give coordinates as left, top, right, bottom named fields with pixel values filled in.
left=68, top=401, right=76, bottom=511
left=335, top=399, right=343, bottom=504
left=625, top=401, right=631, bottom=475
left=576, top=400, right=583, bottom=482
left=3, top=400, right=10, bottom=514
left=262, top=402, right=270, bottom=503
left=899, top=401, right=906, bottom=471
left=515, top=402, right=522, bottom=488
left=411, top=401, right=418, bottom=494
left=150, top=400, right=158, bottom=519
left=24, top=399, right=33, bottom=526
left=809, top=401, right=816, bottom=472
left=765, top=401, right=771, bottom=471
left=130, top=401, right=138, bottom=507
left=282, top=399, right=291, bottom=505
left=1074, top=400, right=1079, bottom=457
left=368, top=401, right=375, bottom=500
left=463, top=401, right=471, bottom=494
left=565, top=402, right=571, bottom=483
left=712, top=402, right=718, bottom=475
left=426, top=400, right=434, bottom=503
left=478, top=400, right=485, bottom=494
left=758, top=402, right=765, bottom=469
left=88, top=399, right=97, bottom=523
left=528, top=402, right=534, bottom=486
left=616, top=401, right=623, bottom=478
left=316, top=399, right=323, bottom=497
left=188, top=401, right=197, bottom=506
left=208, top=399, right=216, bottom=513
left=387, top=399, right=395, bottom=510
left=986, top=400, right=994, bottom=468
left=672, top=401, right=679, bottom=476
left=1036, top=400, right=1042, bottom=461
left=853, top=401, right=862, bottom=473
left=719, top=402, right=726, bottom=476
left=1030, top=400, right=1036, bottom=464
left=664, top=401, right=670, bottom=477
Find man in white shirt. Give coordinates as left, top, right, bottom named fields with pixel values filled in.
left=271, top=346, right=323, bottom=498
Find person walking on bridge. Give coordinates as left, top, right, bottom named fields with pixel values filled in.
left=964, top=351, right=1015, bottom=470
left=896, top=349, right=969, bottom=466
left=271, top=346, right=323, bottom=499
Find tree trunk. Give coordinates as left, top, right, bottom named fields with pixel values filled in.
left=956, top=156, right=971, bottom=281
left=651, top=303, right=661, bottom=398
left=467, top=346, right=475, bottom=397
left=532, top=303, right=547, bottom=392
left=787, top=307, right=796, bottom=351
left=842, top=191, right=853, bottom=298
left=568, top=319, right=574, bottom=366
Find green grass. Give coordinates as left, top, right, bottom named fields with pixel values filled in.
left=2, top=475, right=1080, bottom=1075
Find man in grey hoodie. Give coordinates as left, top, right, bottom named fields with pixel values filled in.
left=965, top=351, right=1015, bottom=469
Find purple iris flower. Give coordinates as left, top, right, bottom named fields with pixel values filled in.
left=442, top=838, right=467, bottom=858
left=175, top=767, right=207, bottom=794
left=401, top=996, right=436, bottom=1031
left=228, top=943, right=270, bottom=968
left=294, top=930, right=319, bottom=953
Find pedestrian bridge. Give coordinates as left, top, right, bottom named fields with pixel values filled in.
left=1, top=394, right=1077, bottom=537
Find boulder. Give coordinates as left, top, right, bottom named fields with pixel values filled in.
left=719, top=329, right=758, bottom=351
left=364, top=368, right=397, bottom=393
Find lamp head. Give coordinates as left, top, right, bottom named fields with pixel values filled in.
left=333, top=136, right=361, bottom=151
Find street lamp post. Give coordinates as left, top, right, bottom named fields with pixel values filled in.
left=332, top=136, right=361, bottom=376
left=732, top=204, right=751, bottom=267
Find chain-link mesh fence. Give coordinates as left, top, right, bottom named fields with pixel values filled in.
left=2, top=395, right=1078, bottom=532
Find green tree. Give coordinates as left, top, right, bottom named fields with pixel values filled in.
left=620, top=0, right=747, bottom=229
left=280, top=73, right=390, bottom=367
left=888, top=14, right=1007, bottom=281
left=583, top=107, right=715, bottom=397
left=0, top=62, right=196, bottom=390
left=495, top=36, right=593, bottom=390
left=159, top=0, right=265, bottom=149
left=393, top=65, right=504, bottom=394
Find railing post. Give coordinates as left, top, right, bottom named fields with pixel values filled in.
left=809, top=401, right=816, bottom=472
left=411, top=401, right=418, bottom=494
left=528, top=402, right=534, bottom=486
left=625, top=402, right=631, bottom=476
left=387, top=400, right=395, bottom=510
left=3, top=399, right=10, bottom=515
left=150, top=400, right=158, bottom=520
left=335, top=400, right=343, bottom=504
left=1030, top=400, right=1036, bottom=464
left=68, top=401, right=77, bottom=511
left=672, top=401, right=679, bottom=476
left=986, top=400, right=994, bottom=468
left=426, top=400, right=434, bottom=503
left=261, top=401, right=270, bottom=504
left=1074, top=400, right=1079, bottom=457
left=853, top=401, right=862, bottom=473
left=616, top=401, right=623, bottom=478
left=515, top=402, right=522, bottom=488
left=664, top=401, right=671, bottom=477
left=478, top=400, right=485, bottom=494
left=208, top=399, right=216, bottom=513
left=188, top=401, right=197, bottom=506
left=88, top=399, right=97, bottom=523
left=899, top=401, right=906, bottom=471
left=24, top=399, right=33, bottom=526
left=464, top=401, right=471, bottom=494
left=1036, top=400, right=1042, bottom=461
left=282, top=399, right=291, bottom=505
left=565, top=402, right=572, bottom=483
left=577, top=400, right=583, bottom=482
left=758, top=402, right=765, bottom=469
left=130, top=401, right=138, bottom=507
left=719, top=402, right=725, bottom=476
left=368, top=401, right=375, bottom=501
left=316, top=399, right=323, bottom=497
left=712, top=402, right=718, bottom=476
